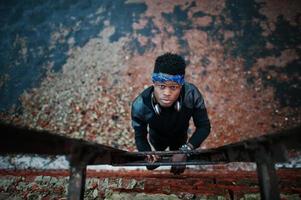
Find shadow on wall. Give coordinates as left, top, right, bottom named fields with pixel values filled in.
left=0, top=0, right=147, bottom=112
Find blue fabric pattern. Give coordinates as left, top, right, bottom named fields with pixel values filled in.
left=152, top=73, right=185, bottom=85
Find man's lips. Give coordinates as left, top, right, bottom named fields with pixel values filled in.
left=161, top=99, right=172, bottom=104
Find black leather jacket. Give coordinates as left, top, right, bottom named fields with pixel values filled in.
left=131, top=82, right=211, bottom=151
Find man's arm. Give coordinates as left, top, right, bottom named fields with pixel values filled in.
left=188, top=88, right=211, bottom=149
left=131, top=98, right=152, bottom=152
left=131, top=116, right=151, bottom=151
left=170, top=86, right=210, bottom=175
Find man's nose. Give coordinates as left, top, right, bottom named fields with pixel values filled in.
left=163, top=88, right=171, bottom=97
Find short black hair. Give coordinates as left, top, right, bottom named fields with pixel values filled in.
left=154, top=53, right=186, bottom=75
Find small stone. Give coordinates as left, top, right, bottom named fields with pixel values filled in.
left=0, top=178, right=15, bottom=191
left=27, top=193, right=42, bottom=200
left=126, top=179, right=137, bottom=189
left=92, top=189, right=98, bottom=198
left=50, top=177, right=58, bottom=186
left=16, top=181, right=28, bottom=191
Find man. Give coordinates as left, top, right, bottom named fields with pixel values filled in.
left=131, top=53, right=211, bottom=174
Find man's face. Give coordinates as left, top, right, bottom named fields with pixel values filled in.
left=153, top=81, right=182, bottom=107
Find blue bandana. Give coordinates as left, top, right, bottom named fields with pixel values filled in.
left=152, top=72, right=185, bottom=85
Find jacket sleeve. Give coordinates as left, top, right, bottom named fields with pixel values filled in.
left=188, top=87, right=211, bottom=148
left=131, top=98, right=152, bottom=152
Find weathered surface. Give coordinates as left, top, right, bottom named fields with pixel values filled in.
left=0, top=0, right=300, bottom=151
left=1, top=0, right=300, bottom=151
left=0, top=1, right=300, bottom=197
left=0, top=168, right=300, bottom=199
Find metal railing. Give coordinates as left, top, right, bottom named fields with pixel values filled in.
left=0, top=122, right=300, bottom=200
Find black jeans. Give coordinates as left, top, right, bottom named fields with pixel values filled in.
left=149, top=136, right=186, bottom=151
left=146, top=133, right=187, bottom=170
left=149, top=129, right=187, bottom=150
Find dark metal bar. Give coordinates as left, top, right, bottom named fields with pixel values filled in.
left=0, top=122, right=127, bottom=156
left=1, top=122, right=300, bottom=166
left=112, top=161, right=227, bottom=166
left=254, top=145, right=281, bottom=200
left=107, top=125, right=301, bottom=166
left=68, top=163, right=86, bottom=200
left=66, top=145, right=99, bottom=200
left=67, top=149, right=88, bottom=200
left=122, top=149, right=216, bottom=156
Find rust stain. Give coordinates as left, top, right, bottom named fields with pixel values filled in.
left=1, top=168, right=300, bottom=197
left=0, top=0, right=300, bottom=151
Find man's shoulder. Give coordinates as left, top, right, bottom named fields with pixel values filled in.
left=132, top=95, right=145, bottom=115
left=184, top=82, right=202, bottom=96
left=183, top=82, right=204, bottom=108
left=132, top=86, right=153, bottom=117
left=132, top=86, right=152, bottom=105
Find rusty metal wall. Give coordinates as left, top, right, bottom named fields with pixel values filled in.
left=0, top=0, right=300, bottom=150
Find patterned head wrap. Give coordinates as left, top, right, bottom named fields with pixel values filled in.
left=152, top=72, right=185, bottom=85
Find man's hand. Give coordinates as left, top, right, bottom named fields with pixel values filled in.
left=145, top=154, right=161, bottom=170
left=146, top=154, right=160, bottom=163
left=170, top=153, right=187, bottom=175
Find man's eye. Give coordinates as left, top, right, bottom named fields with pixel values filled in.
left=170, top=86, right=177, bottom=90
left=160, top=85, right=165, bottom=89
